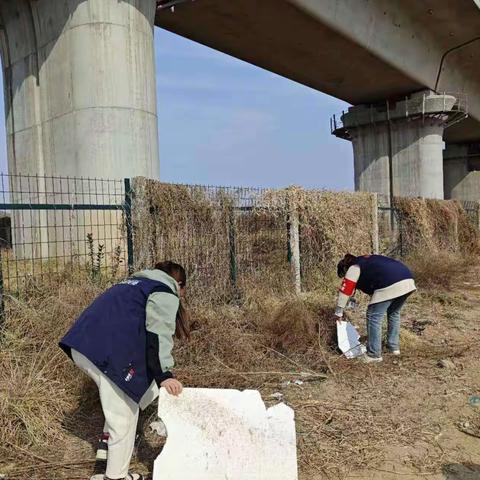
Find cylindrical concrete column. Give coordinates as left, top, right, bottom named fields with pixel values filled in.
left=350, top=120, right=446, bottom=199
left=0, top=0, right=159, bottom=180
left=444, top=143, right=480, bottom=201
left=0, top=0, right=159, bottom=261
left=351, top=123, right=390, bottom=196
left=350, top=118, right=447, bottom=199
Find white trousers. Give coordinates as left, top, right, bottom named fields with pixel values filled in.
left=71, top=349, right=139, bottom=479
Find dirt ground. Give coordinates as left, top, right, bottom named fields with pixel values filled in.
left=5, top=266, right=479, bottom=480
left=300, top=266, right=480, bottom=480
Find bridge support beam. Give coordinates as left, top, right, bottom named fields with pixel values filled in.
left=332, top=90, right=465, bottom=201
left=0, top=0, right=160, bottom=180
left=444, top=143, right=480, bottom=201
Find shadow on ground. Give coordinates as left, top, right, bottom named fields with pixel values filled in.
left=61, top=378, right=164, bottom=478
left=61, top=378, right=105, bottom=475
left=135, top=403, right=166, bottom=471
left=443, top=464, right=480, bottom=479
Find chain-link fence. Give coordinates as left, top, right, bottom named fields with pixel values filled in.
left=463, top=200, right=480, bottom=228
left=377, top=194, right=480, bottom=257
left=0, top=174, right=130, bottom=293
left=131, top=178, right=378, bottom=304
left=1, top=174, right=479, bottom=309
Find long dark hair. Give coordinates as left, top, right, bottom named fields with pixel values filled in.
left=155, top=261, right=190, bottom=340
left=337, top=253, right=357, bottom=278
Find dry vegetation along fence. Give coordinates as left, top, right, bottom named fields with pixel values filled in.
left=131, top=178, right=379, bottom=304
left=0, top=174, right=478, bottom=304
left=0, top=175, right=479, bottom=478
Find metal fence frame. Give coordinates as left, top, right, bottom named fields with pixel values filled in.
left=0, top=173, right=478, bottom=319
left=0, top=174, right=135, bottom=289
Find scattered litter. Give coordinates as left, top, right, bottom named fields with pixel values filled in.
left=411, top=319, right=432, bottom=335
left=270, top=392, right=284, bottom=400
left=468, top=395, right=480, bottom=408
left=457, top=420, right=480, bottom=439
left=150, top=420, right=167, bottom=437
left=281, top=379, right=304, bottom=387
left=345, top=297, right=359, bottom=311
left=438, top=359, right=456, bottom=370
left=337, top=321, right=366, bottom=359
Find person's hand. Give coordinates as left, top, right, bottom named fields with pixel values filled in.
left=161, top=378, right=183, bottom=396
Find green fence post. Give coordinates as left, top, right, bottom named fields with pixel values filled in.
left=0, top=248, right=4, bottom=338
left=287, top=220, right=292, bottom=263
left=124, top=178, right=134, bottom=275
left=477, top=201, right=480, bottom=231
left=228, top=208, right=238, bottom=289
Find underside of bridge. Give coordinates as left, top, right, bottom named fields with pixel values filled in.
left=156, top=0, right=480, bottom=200
left=155, top=0, right=480, bottom=144
left=0, top=0, right=477, bottom=205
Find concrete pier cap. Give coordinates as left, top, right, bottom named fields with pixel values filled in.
left=331, top=90, right=468, bottom=200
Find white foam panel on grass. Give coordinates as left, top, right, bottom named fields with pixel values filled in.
left=153, top=388, right=298, bottom=480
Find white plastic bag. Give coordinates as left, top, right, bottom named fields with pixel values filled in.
left=337, top=320, right=366, bottom=359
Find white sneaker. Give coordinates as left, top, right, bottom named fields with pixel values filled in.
left=391, top=350, right=401, bottom=356
left=361, top=354, right=383, bottom=363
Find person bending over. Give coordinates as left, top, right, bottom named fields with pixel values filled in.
left=335, top=254, right=416, bottom=363
left=60, top=261, right=190, bottom=480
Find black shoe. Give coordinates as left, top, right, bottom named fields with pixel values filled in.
left=96, top=432, right=109, bottom=461
left=90, top=474, right=144, bottom=480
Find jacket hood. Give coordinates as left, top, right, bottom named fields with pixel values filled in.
left=132, top=269, right=179, bottom=295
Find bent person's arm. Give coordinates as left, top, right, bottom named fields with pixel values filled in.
left=335, top=265, right=361, bottom=318
left=145, top=292, right=179, bottom=385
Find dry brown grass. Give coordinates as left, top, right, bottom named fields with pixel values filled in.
left=0, top=271, right=103, bottom=475
left=1, top=182, right=480, bottom=479
left=174, top=292, right=337, bottom=389
left=0, top=273, right=339, bottom=479
left=1, top=258, right=479, bottom=479
left=131, top=179, right=377, bottom=304
left=406, top=251, right=476, bottom=290
left=394, top=197, right=480, bottom=256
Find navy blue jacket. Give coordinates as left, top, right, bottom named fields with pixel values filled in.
left=59, top=277, right=177, bottom=404
left=354, top=255, right=414, bottom=296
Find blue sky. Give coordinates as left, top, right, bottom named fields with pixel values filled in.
left=0, top=28, right=353, bottom=190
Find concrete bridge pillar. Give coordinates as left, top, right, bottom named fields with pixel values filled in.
left=332, top=90, right=465, bottom=201
left=0, top=0, right=159, bottom=261
left=444, top=143, right=480, bottom=201
left=0, top=0, right=160, bottom=180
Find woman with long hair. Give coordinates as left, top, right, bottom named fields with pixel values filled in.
left=60, top=261, right=190, bottom=480
left=335, top=253, right=416, bottom=363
